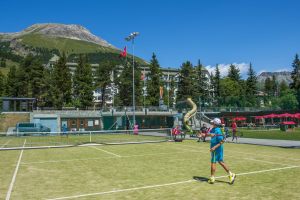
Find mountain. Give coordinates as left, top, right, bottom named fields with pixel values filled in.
left=257, top=71, right=292, bottom=84
left=0, top=23, right=146, bottom=65
left=0, top=23, right=115, bottom=48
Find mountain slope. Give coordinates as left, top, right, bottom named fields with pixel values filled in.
left=0, top=23, right=115, bottom=48
left=0, top=23, right=146, bottom=65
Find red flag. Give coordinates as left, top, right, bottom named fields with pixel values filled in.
left=119, top=46, right=127, bottom=58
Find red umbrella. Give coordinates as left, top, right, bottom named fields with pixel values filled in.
left=281, top=121, right=296, bottom=125
left=293, top=113, right=300, bottom=119
left=255, top=116, right=264, bottom=119
left=278, top=113, right=294, bottom=118
left=263, top=114, right=277, bottom=118
left=233, top=117, right=246, bottom=121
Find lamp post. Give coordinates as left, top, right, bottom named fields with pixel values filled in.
left=125, top=32, right=139, bottom=128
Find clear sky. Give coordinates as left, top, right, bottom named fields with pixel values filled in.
left=1, top=0, right=300, bottom=77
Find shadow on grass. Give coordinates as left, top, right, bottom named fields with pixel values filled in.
left=193, top=176, right=229, bottom=184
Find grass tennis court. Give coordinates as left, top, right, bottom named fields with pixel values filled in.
left=1, top=140, right=300, bottom=200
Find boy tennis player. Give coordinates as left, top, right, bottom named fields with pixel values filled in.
left=202, top=118, right=236, bottom=184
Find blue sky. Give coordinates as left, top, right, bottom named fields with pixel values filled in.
left=1, top=0, right=300, bottom=77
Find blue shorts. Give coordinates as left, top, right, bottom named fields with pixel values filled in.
left=211, top=147, right=224, bottom=163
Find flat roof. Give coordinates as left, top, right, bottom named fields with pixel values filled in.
left=0, top=97, right=36, bottom=100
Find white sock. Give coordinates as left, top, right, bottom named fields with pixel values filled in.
left=228, top=171, right=233, bottom=176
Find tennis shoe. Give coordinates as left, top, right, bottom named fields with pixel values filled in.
left=229, top=173, right=236, bottom=185
left=208, top=176, right=215, bottom=184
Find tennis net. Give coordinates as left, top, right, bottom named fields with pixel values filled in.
left=0, top=128, right=172, bottom=150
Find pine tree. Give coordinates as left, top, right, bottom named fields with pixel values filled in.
left=290, top=54, right=300, bottom=108
left=146, top=53, right=162, bottom=106
left=0, top=58, right=6, bottom=68
left=117, top=61, right=142, bottom=107
left=214, top=65, right=221, bottom=105
left=51, top=53, right=72, bottom=108
left=264, top=77, right=273, bottom=97
left=0, top=71, right=5, bottom=96
left=94, top=60, right=114, bottom=108
left=117, top=62, right=132, bottom=106
left=5, top=65, right=18, bottom=97
left=30, top=58, right=45, bottom=101
left=245, top=63, right=257, bottom=106
left=73, top=55, right=94, bottom=108
left=177, top=61, right=196, bottom=101
left=195, top=60, right=209, bottom=104
left=227, top=64, right=241, bottom=82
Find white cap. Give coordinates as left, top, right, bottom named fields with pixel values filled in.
left=212, top=118, right=221, bottom=125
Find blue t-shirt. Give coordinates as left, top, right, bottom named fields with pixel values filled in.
left=209, top=127, right=224, bottom=148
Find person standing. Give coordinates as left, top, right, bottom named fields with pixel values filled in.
left=201, top=118, right=236, bottom=184
left=232, top=120, right=238, bottom=143
left=198, top=124, right=208, bottom=142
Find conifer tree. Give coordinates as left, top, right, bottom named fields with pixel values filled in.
left=6, top=65, right=18, bottom=97
left=146, top=53, right=162, bottom=106
left=51, top=53, right=72, bottom=108
left=73, top=55, right=94, bottom=108
left=245, top=63, right=257, bottom=106
left=177, top=61, right=195, bottom=101
left=290, top=54, right=300, bottom=108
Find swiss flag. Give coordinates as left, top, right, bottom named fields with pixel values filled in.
left=119, top=46, right=127, bottom=58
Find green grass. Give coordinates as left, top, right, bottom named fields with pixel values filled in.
left=239, top=128, right=300, bottom=141
left=20, top=34, right=119, bottom=55
left=0, top=133, right=169, bottom=148
left=1, top=140, right=300, bottom=199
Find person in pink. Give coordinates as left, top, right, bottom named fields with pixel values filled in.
left=231, top=121, right=238, bottom=143
left=133, top=124, right=139, bottom=135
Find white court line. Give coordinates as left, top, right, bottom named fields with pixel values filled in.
left=175, top=143, right=300, bottom=162
left=1, top=140, right=11, bottom=148
left=22, top=150, right=204, bottom=165
left=89, top=146, right=121, bottom=157
left=46, top=165, right=300, bottom=200
left=154, top=143, right=295, bottom=166
left=6, top=139, right=26, bottom=200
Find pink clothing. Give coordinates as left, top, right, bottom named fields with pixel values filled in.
left=134, top=125, right=139, bottom=135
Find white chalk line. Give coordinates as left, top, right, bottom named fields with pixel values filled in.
left=5, top=139, right=26, bottom=200
left=89, top=146, right=121, bottom=157
left=46, top=165, right=300, bottom=200
left=21, top=149, right=205, bottom=165
left=173, top=143, right=300, bottom=162
left=1, top=140, right=12, bottom=148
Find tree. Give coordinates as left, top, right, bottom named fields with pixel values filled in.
left=264, top=77, right=273, bottom=96
left=117, top=61, right=142, bottom=107
left=245, top=63, right=257, bottom=106
left=5, top=65, right=18, bottom=97
left=0, top=71, right=5, bottom=96
left=29, top=58, right=45, bottom=101
left=177, top=61, right=196, bottom=101
left=94, top=60, right=115, bottom=108
left=73, top=55, right=94, bottom=108
left=51, top=53, right=72, bottom=108
left=278, top=89, right=299, bottom=110
left=146, top=53, right=162, bottom=106
left=219, top=78, right=243, bottom=106
left=227, top=64, right=241, bottom=82
left=279, top=80, right=288, bottom=96
left=213, top=65, right=221, bottom=105
left=0, top=58, right=6, bottom=68
left=195, top=60, right=209, bottom=105
left=290, top=54, right=300, bottom=108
